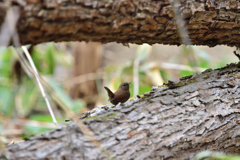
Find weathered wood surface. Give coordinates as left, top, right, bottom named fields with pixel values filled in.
left=1, top=0, right=240, bottom=47
left=4, top=62, right=240, bottom=160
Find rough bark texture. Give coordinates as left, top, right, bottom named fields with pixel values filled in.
left=1, top=0, right=240, bottom=47
left=5, top=62, right=240, bottom=160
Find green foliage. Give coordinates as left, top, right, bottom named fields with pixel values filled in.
left=46, top=76, right=85, bottom=112
left=0, top=43, right=236, bottom=141
left=179, top=70, right=192, bottom=77
left=24, top=125, right=52, bottom=136
left=193, top=150, right=240, bottom=160
left=0, top=47, right=15, bottom=78
left=0, top=85, right=14, bottom=115
left=106, top=44, right=159, bottom=96
left=15, top=78, right=39, bottom=117
left=0, top=44, right=83, bottom=139
left=138, top=81, right=152, bottom=94
left=0, top=47, right=16, bottom=115
left=30, top=114, right=57, bottom=122
left=32, top=44, right=56, bottom=74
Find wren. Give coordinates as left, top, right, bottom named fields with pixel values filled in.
left=104, top=82, right=131, bottom=105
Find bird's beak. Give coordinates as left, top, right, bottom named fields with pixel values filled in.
left=128, top=82, right=131, bottom=84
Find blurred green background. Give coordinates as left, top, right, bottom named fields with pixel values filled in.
left=0, top=42, right=237, bottom=143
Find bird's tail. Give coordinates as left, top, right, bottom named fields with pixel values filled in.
left=104, top=86, right=114, bottom=99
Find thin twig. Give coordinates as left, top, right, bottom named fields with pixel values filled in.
left=133, top=59, right=139, bottom=96
left=22, top=46, right=58, bottom=126
left=161, top=62, right=206, bottom=72
left=1, top=5, right=111, bottom=159
left=13, top=49, right=111, bottom=157
left=2, top=5, right=58, bottom=126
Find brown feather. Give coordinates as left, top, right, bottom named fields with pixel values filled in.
left=104, top=86, right=114, bottom=99
left=104, top=82, right=131, bottom=105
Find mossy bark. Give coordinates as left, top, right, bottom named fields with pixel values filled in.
left=5, top=62, right=240, bottom=160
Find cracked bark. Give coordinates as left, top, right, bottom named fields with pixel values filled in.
left=2, top=0, right=240, bottom=159
left=1, top=0, right=240, bottom=47
left=4, top=62, right=240, bottom=160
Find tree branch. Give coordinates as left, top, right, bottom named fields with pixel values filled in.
left=5, top=62, right=240, bottom=159
left=0, top=0, right=239, bottom=46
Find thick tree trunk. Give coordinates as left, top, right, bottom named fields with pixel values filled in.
left=4, top=62, right=240, bottom=160
left=1, top=0, right=240, bottom=47
left=70, top=42, right=102, bottom=109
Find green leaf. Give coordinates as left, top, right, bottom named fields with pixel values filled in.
left=45, top=44, right=55, bottom=74
left=31, top=44, right=56, bottom=74
left=138, top=84, right=152, bottom=95
left=0, top=47, right=15, bottom=78
left=0, top=85, right=14, bottom=115
left=29, top=114, right=60, bottom=122
left=193, top=150, right=214, bottom=160
left=179, top=70, right=193, bottom=77
left=193, top=150, right=240, bottom=160
left=17, top=78, right=39, bottom=117
left=24, top=125, right=52, bottom=135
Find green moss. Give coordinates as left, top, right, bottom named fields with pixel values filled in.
left=84, top=113, right=118, bottom=121
left=84, top=116, right=99, bottom=121
left=104, top=113, right=117, bottom=119
left=160, top=84, right=168, bottom=87
left=187, top=79, right=196, bottom=83
left=129, top=97, right=134, bottom=100
left=174, top=81, right=184, bottom=86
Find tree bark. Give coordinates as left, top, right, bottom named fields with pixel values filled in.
left=1, top=0, right=240, bottom=47
left=70, top=42, right=102, bottom=109
left=5, top=62, right=240, bottom=160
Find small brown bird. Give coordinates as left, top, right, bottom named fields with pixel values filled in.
left=104, top=82, right=131, bottom=105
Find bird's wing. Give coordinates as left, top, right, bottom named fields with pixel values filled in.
left=104, top=86, right=115, bottom=99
